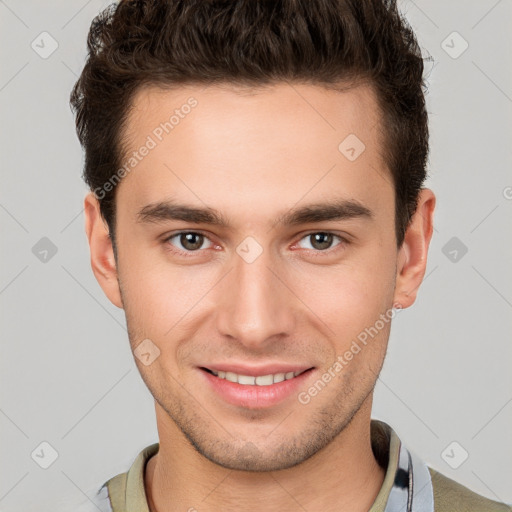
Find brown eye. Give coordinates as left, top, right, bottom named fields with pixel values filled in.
left=310, top=233, right=333, bottom=250
left=296, top=232, right=345, bottom=252
left=166, top=232, right=213, bottom=252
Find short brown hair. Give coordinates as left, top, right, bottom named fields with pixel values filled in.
left=70, top=0, right=430, bottom=251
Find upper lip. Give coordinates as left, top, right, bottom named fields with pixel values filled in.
left=200, top=364, right=314, bottom=376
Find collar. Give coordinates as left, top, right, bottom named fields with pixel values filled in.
left=99, top=419, right=434, bottom=512
left=370, top=420, right=435, bottom=512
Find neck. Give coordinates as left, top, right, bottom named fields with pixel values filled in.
left=145, top=397, right=385, bottom=512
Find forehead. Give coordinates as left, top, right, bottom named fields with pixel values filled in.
left=124, top=81, right=383, bottom=146
left=117, top=81, right=392, bottom=225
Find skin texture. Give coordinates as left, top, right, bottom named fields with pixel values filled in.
left=84, top=82, right=436, bottom=512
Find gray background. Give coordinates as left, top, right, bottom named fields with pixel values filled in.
left=1, top=0, right=511, bottom=510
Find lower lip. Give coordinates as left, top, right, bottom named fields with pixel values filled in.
left=200, top=368, right=314, bottom=409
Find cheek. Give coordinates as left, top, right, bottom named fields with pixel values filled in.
left=291, top=255, right=395, bottom=331
left=117, top=247, right=219, bottom=337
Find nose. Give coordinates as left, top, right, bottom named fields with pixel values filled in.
left=215, top=246, right=296, bottom=351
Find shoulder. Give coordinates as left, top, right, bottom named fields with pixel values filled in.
left=101, top=472, right=128, bottom=511
left=429, top=467, right=512, bottom=512
left=95, top=442, right=159, bottom=511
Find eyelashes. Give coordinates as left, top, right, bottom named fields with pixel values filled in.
left=165, top=231, right=214, bottom=253
left=163, top=230, right=350, bottom=258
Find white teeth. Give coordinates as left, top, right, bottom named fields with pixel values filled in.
left=209, top=369, right=305, bottom=386
left=255, top=374, right=274, bottom=386
left=238, top=375, right=256, bottom=385
left=225, top=372, right=238, bottom=383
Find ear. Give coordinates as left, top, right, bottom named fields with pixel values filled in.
left=393, top=188, right=436, bottom=309
left=83, top=192, right=123, bottom=309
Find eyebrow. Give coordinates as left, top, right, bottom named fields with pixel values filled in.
left=136, top=198, right=374, bottom=228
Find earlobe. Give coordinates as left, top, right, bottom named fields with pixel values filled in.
left=83, top=192, right=124, bottom=309
left=393, top=188, right=436, bottom=309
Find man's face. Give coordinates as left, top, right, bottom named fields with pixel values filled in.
left=108, top=83, right=403, bottom=471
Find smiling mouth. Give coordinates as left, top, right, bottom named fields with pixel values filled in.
left=201, top=367, right=313, bottom=386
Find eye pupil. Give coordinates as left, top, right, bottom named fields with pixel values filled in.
left=181, top=232, right=203, bottom=250
left=311, top=232, right=333, bottom=250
